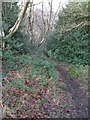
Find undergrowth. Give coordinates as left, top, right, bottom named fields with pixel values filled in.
left=2, top=53, right=69, bottom=118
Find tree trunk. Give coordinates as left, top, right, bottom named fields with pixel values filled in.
left=0, top=1, right=3, bottom=118
left=6, top=0, right=29, bottom=38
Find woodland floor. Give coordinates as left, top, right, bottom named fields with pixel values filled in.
left=2, top=57, right=88, bottom=118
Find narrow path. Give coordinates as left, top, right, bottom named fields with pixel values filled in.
left=56, top=64, right=88, bottom=118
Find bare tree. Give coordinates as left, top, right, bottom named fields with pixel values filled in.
left=37, top=0, right=61, bottom=47
left=20, top=0, right=61, bottom=47
left=28, top=0, right=34, bottom=44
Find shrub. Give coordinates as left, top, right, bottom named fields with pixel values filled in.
left=45, top=2, right=89, bottom=65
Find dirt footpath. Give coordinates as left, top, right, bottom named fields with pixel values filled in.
left=56, top=64, right=88, bottom=118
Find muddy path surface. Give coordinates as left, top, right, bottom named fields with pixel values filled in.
left=55, top=64, right=88, bottom=118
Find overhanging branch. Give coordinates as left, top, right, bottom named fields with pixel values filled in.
left=55, top=21, right=89, bottom=35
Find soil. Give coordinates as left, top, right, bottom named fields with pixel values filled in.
left=55, top=64, right=88, bottom=118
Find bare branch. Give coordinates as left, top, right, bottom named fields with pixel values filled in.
left=55, top=21, right=89, bottom=35
left=51, top=1, right=61, bottom=27
left=63, top=21, right=89, bottom=33
left=28, top=0, right=34, bottom=43
left=42, top=2, right=46, bottom=34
